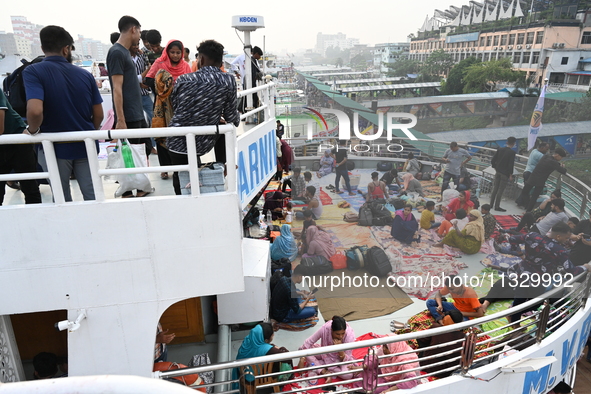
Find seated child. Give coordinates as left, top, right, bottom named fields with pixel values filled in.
left=283, top=202, right=293, bottom=224
left=420, top=201, right=441, bottom=230
left=437, top=208, right=468, bottom=237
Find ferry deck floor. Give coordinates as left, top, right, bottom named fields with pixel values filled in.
left=4, top=154, right=591, bottom=392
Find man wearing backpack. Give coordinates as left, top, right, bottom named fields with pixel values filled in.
left=23, top=25, right=103, bottom=202
left=0, top=87, right=42, bottom=205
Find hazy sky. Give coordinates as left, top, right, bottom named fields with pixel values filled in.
left=1, top=0, right=447, bottom=56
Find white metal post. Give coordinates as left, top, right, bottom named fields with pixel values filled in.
left=185, top=133, right=201, bottom=196
left=84, top=138, right=105, bottom=202
left=41, top=140, right=66, bottom=204
left=244, top=30, right=253, bottom=111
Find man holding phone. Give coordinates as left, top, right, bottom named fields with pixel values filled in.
left=270, top=264, right=318, bottom=323
left=569, top=209, right=591, bottom=266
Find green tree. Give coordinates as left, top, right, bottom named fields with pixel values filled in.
left=462, top=58, right=522, bottom=93
left=386, top=58, right=420, bottom=77
left=350, top=54, right=367, bottom=71
left=440, top=56, right=481, bottom=95
left=335, top=57, right=343, bottom=68
left=420, top=49, right=455, bottom=79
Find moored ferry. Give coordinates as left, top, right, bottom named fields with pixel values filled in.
left=1, top=17, right=590, bottom=394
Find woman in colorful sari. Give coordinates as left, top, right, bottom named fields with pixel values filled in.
left=299, top=316, right=356, bottom=382
left=351, top=334, right=421, bottom=392
left=303, top=225, right=336, bottom=260
left=146, top=40, right=191, bottom=187
left=391, top=204, right=420, bottom=245
left=270, top=224, right=298, bottom=261
left=434, top=209, right=484, bottom=254
left=317, top=149, right=335, bottom=178
left=401, top=173, right=424, bottom=197
left=443, top=190, right=474, bottom=221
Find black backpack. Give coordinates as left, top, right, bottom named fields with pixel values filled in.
left=358, top=204, right=373, bottom=226
left=368, top=202, right=393, bottom=226
left=388, top=198, right=406, bottom=210
left=365, top=246, right=391, bottom=277
left=3, top=56, right=45, bottom=117
left=299, top=255, right=334, bottom=276
left=377, top=161, right=393, bottom=172
left=470, top=194, right=480, bottom=209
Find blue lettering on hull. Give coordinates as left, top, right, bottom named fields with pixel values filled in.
left=239, top=129, right=277, bottom=205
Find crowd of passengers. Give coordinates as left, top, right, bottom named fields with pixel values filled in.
left=1, top=15, right=262, bottom=202
left=261, top=136, right=591, bottom=391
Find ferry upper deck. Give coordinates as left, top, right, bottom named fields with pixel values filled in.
left=0, top=79, right=590, bottom=394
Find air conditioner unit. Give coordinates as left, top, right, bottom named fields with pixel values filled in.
left=517, top=45, right=522, bottom=49
left=508, top=45, right=513, bottom=50
left=493, top=47, right=498, bottom=50
left=471, top=48, right=475, bottom=51
left=552, top=43, right=559, bottom=48
left=499, top=47, right=504, bottom=51
left=526, top=44, right=532, bottom=49
left=559, top=43, right=565, bottom=48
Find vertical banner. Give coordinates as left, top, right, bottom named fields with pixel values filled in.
left=465, top=101, right=475, bottom=113
left=528, top=85, right=547, bottom=151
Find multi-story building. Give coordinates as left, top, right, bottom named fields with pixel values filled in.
left=373, top=42, right=410, bottom=74
left=76, top=35, right=112, bottom=62
left=408, top=0, right=591, bottom=87
left=0, top=32, right=32, bottom=58
left=315, top=32, right=360, bottom=56
left=10, top=16, right=43, bottom=57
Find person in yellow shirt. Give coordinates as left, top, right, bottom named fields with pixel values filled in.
left=420, top=201, right=441, bottom=230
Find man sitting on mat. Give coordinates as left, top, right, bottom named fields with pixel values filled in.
left=426, top=275, right=484, bottom=324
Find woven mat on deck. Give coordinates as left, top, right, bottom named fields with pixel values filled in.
left=314, top=269, right=412, bottom=321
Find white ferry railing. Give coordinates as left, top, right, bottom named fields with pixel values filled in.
left=155, top=272, right=591, bottom=393
left=0, top=125, right=236, bottom=204
left=0, top=82, right=276, bottom=205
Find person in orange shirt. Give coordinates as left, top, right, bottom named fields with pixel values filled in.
left=426, top=275, right=484, bottom=324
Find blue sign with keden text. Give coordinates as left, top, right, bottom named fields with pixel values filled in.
left=237, top=125, right=277, bottom=208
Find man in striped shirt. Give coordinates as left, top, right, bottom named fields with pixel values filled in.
left=129, top=40, right=153, bottom=127
left=167, top=40, right=240, bottom=194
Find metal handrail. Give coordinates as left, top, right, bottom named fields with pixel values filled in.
left=156, top=273, right=588, bottom=388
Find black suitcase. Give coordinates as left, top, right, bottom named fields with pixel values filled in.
left=299, top=255, right=334, bottom=275
left=365, top=246, right=391, bottom=277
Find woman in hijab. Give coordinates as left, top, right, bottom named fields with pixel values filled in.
left=390, top=204, right=420, bottom=244
left=270, top=224, right=298, bottom=261
left=146, top=40, right=191, bottom=185
left=299, top=316, right=356, bottom=382
left=317, top=149, right=335, bottom=178
left=443, top=190, right=474, bottom=221
left=401, top=173, right=424, bottom=196
left=233, top=323, right=290, bottom=388
left=434, top=209, right=484, bottom=254
left=304, top=225, right=336, bottom=260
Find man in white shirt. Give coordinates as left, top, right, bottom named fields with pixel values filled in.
left=531, top=198, right=569, bottom=236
